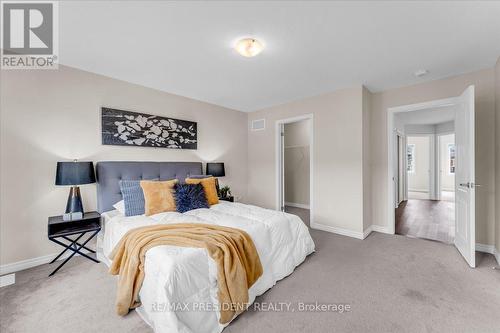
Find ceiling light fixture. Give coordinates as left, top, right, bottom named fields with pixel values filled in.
left=235, top=38, right=264, bottom=57
left=414, top=69, right=429, bottom=78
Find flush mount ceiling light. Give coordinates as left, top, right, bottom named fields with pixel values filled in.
left=414, top=69, right=429, bottom=78
left=235, top=38, right=264, bottom=57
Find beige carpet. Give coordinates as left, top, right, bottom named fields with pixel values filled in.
left=1, top=207, right=499, bottom=333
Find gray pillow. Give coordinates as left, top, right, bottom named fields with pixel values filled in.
left=119, top=179, right=158, bottom=216
left=188, top=175, right=212, bottom=179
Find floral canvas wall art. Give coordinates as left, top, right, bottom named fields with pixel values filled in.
left=101, top=107, right=197, bottom=149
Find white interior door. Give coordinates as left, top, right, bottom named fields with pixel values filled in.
left=454, top=85, right=475, bottom=268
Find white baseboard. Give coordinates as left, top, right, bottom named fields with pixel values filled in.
left=0, top=249, right=90, bottom=275
left=475, top=243, right=495, bottom=254
left=0, top=273, right=15, bottom=287
left=371, top=225, right=392, bottom=234
left=362, top=225, right=393, bottom=239
left=285, top=202, right=310, bottom=209
left=311, top=222, right=365, bottom=240
left=311, top=222, right=392, bottom=240
left=408, top=189, right=429, bottom=193
left=1, top=253, right=57, bottom=275
left=363, top=226, right=373, bottom=239
left=476, top=243, right=500, bottom=266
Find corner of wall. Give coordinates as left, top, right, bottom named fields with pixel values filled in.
left=362, top=86, right=373, bottom=231
left=495, top=56, right=500, bottom=254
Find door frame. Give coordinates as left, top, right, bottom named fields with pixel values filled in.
left=394, top=131, right=406, bottom=207
left=387, top=97, right=457, bottom=234
left=275, top=114, right=314, bottom=224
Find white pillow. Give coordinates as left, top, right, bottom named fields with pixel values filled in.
left=113, top=200, right=126, bottom=215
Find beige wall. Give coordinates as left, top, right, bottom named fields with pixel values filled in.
left=247, top=87, right=368, bottom=234
left=0, top=65, right=248, bottom=266
left=371, top=68, right=496, bottom=245
left=284, top=120, right=310, bottom=206
left=407, top=136, right=430, bottom=192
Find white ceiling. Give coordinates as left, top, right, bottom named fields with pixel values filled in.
left=395, top=106, right=456, bottom=125
left=59, top=1, right=500, bottom=112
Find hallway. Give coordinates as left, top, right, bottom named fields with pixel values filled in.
left=396, top=199, right=455, bottom=244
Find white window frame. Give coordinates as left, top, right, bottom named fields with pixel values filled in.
left=407, top=144, right=416, bottom=174
left=448, top=143, right=456, bottom=175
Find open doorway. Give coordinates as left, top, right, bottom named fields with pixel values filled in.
left=397, top=129, right=455, bottom=245
left=388, top=86, right=476, bottom=267
left=276, top=114, right=313, bottom=227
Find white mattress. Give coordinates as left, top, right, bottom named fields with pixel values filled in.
left=98, top=201, right=315, bottom=333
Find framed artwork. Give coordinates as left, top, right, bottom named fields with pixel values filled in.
left=101, top=107, right=197, bottom=149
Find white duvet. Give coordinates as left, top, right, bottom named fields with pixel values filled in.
left=98, top=201, right=315, bottom=333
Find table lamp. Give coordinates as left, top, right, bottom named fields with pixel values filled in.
left=206, top=162, right=225, bottom=195
left=55, top=160, right=96, bottom=221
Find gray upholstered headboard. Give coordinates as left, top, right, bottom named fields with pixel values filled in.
left=95, top=161, right=202, bottom=213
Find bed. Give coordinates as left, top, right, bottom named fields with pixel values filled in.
left=95, top=161, right=315, bottom=333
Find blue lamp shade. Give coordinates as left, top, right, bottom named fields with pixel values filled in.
left=206, top=162, right=225, bottom=177
left=55, top=161, right=96, bottom=185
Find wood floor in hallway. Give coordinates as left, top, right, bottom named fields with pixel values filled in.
left=395, top=199, right=455, bottom=244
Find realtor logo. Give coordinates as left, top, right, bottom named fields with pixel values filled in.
left=1, top=1, right=58, bottom=69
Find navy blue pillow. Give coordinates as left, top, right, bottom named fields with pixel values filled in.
left=119, top=179, right=158, bottom=216
left=175, top=184, right=209, bottom=213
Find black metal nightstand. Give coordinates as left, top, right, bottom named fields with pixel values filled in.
left=47, top=211, right=101, bottom=276
left=219, top=196, right=234, bottom=202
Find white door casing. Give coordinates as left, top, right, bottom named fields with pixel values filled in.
left=454, top=85, right=476, bottom=268
left=275, top=114, right=314, bottom=221
left=398, top=135, right=404, bottom=205
left=387, top=93, right=474, bottom=266
left=278, top=122, right=285, bottom=211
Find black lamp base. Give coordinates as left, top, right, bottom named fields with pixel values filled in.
left=63, top=186, right=84, bottom=221
left=215, top=178, right=221, bottom=197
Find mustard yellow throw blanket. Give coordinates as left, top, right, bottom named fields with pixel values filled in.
left=109, top=223, right=263, bottom=324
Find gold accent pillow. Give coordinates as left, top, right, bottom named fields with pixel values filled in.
left=140, top=179, right=178, bottom=216
left=185, top=177, right=219, bottom=206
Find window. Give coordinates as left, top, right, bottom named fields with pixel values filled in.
left=448, top=144, right=456, bottom=174
left=407, top=144, right=415, bottom=174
